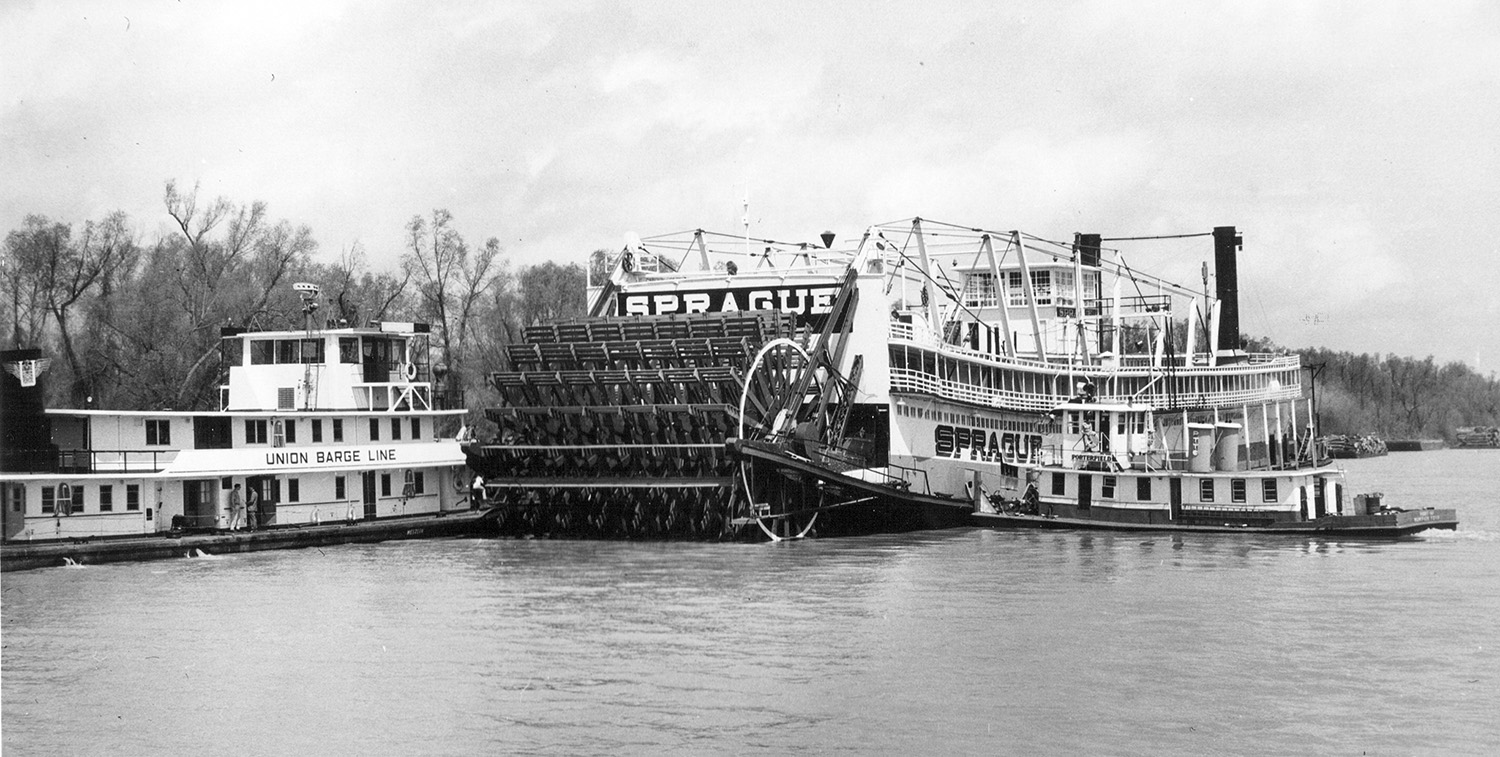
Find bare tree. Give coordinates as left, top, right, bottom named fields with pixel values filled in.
left=402, top=210, right=503, bottom=398
left=151, top=180, right=317, bottom=409
left=49, top=212, right=137, bottom=404
left=518, top=261, right=586, bottom=326
left=322, top=242, right=411, bottom=327
left=2, top=215, right=68, bottom=351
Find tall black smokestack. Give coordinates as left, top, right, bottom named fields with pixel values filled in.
left=1074, top=233, right=1104, bottom=351
left=1074, top=233, right=1101, bottom=268
left=1213, top=226, right=1242, bottom=353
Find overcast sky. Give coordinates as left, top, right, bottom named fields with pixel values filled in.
left=4, top=1, right=1496, bottom=369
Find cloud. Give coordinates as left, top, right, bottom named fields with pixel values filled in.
left=3, top=0, right=1497, bottom=366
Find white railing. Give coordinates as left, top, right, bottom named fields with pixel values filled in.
left=888, top=368, right=1303, bottom=413
left=888, top=320, right=1302, bottom=377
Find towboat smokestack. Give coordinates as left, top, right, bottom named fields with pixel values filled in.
left=1074, top=233, right=1103, bottom=352
left=1213, top=226, right=1242, bottom=353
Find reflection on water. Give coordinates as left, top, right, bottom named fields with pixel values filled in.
left=4, top=451, right=1498, bottom=755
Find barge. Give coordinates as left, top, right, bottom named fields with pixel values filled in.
left=466, top=218, right=1456, bottom=539
left=1454, top=426, right=1500, bottom=448
left=2, top=285, right=484, bottom=571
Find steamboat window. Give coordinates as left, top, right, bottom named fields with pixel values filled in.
left=245, top=419, right=268, bottom=444
left=42, top=486, right=56, bottom=514
left=1137, top=477, right=1151, bottom=501
left=962, top=272, right=998, bottom=308
left=283, top=419, right=297, bottom=444
left=335, top=476, right=346, bottom=500
left=1231, top=479, right=1247, bottom=503
left=1006, top=271, right=1053, bottom=306
left=1030, top=271, right=1054, bottom=305
left=99, top=484, right=113, bottom=512
left=391, top=418, right=402, bottom=441
left=287, top=478, right=300, bottom=503
left=1199, top=479, right=1215, bottom=502
left=332, top=419, right=344, bottom=442
left=369, top=419, right=380, bottom=441
left=146, top=419, right=171, bottom=446
left=380, top=474, right=392, bottom=497
left=1051, top=472, right=1066, bottom=496
left=1052, top=270, right=1075, bottom=307
left=312, top=419, right=323, bottom=443
left=250, top=340, right=275, bottom=365
left=412, top=471, right=425, bottom=495
left=71, top=486, right=85, bottom=513
left=338, top=337, right=358, bottom=364
left=1102, top=476, right=1116, bottom=499
left=126, top=484, right=140, bottom=510
left=411, top=418, right=421, bottom=440
left=1262, top=479, right=1278, bottom=503
left=276, top=339, right=301, bottom=364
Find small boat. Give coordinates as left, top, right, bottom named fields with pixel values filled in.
left=1, top=284, right=482, bottom=570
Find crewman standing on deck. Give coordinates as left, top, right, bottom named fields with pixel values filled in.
left=228, top=484, right=244, bottom=531
left=471, top=474, right=485, bottom=509
left=245, top=485, right=260, bottom=531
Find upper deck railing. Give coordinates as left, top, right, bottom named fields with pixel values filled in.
left=887, top=320, right=1304, bottom=412
left=887, top=320, right=1301, bottom=375
left=2, top=448, right=178, bottom=475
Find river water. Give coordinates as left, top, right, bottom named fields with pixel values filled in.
left=4, top=450, right=1498, bottom=755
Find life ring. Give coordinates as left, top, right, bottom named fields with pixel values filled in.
left=401, top=362, right=417, bottom=381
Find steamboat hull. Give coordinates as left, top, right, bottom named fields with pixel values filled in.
left=972, top=507, right=1458, bottom=537
left=729, top=440, right=973, bottom=539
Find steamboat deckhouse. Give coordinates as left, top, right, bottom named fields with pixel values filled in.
left=869, top=222, right=1326, bottom=524
left=1, top=314, right=468, bottom=543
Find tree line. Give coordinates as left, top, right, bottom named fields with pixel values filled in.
left=6, top=184, right=1498, bottom=441
left=2, top=181, right=588, bottom=416
left=1294, top=346, right=1500, bottom=441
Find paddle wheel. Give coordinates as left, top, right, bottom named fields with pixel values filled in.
left=730, top=273, right=877, bottom=540
left=464, top=270, right=866, bottom=540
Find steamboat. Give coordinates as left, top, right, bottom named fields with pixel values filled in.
left=1, top=285, right=481, bottom=570
left=465, top=217, right=1457, bottom=539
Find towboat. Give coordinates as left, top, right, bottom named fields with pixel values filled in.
left=463, top=218, right=1457, bottom=539
left=1, top=287, right=481, bottom=570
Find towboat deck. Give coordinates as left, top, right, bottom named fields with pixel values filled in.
left=1, top=508, right=497, bottom=572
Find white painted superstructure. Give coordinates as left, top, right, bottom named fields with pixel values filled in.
left=585, top=219, right=1354, bottom=529
left=2, top=320, right=468, bottom=542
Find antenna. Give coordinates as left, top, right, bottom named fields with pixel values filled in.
left=742, top=187, right=750, bottom=259
left=293, top=282, right=320, bottom=331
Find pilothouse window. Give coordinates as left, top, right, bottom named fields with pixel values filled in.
left=300, top=339, right=324, bottom=364
left=961, top=272, right=998, bottom=308
left=250, top=340, right=275, bottom=365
